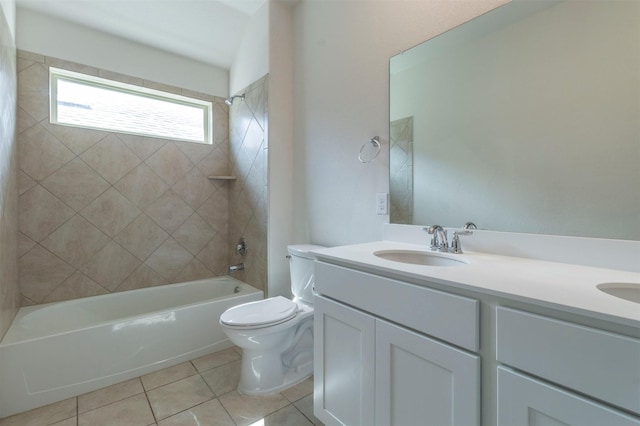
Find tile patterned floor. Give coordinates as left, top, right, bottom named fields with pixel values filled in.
left=0, top=347, right=323, bottom=426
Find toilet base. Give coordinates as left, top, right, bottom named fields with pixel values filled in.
left=237, top=357, right=313, bottom=396
left=236, top=322, right=314, bottom=395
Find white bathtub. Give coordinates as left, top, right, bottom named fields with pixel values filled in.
left=0, top=276, right=262, bottom=418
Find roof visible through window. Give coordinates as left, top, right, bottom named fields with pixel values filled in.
left=50, top=68, right=213, bottom=144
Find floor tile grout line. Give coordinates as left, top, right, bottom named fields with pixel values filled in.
left=142, top=351, right=239, bottom=390
left=142, top=387, right=159, bottom=425
left=41, top=398, right=78, bottom=426
left=70, top=355, right=240, bottom=422
left=76, top=378, right=145, bottom=417
left=143, top=369, right=221, bottom=423
left=191, top=352, right=242, bottom=374
left=196, top=366, right=218, bottom=398
left=195, top=367, right=239, bottom=425
left=220, top=400, right=240, bottom=426
left=294, top=401, right=318, bottom=426
left=141, top=370, right=201, bottom=393
left=150, top=396, right=227, bottom=425
left=285, top=403, right=317, bottom=426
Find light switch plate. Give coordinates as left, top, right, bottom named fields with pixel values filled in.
left=376, top=193, right=389, bottom=215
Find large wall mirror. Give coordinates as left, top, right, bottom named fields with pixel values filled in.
left=389, top=0, right=639, bottom=240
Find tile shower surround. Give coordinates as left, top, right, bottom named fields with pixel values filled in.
left=0, top=8, right=20, bottom=339
left=15, top=50, right=244, bottom=305
left=227, top=76, right=268, bottom=294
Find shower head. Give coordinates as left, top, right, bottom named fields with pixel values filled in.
left=225, top=94, right=245, bottom=106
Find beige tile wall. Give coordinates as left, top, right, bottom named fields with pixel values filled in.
left=389, top=116, right=413, bottom=225
left=227, top=76, right=268, bottom=293
left=16, top=50, right=232, bottom=305
left=0, top=8, right=20, bottom=338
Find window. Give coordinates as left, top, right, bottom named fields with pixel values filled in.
left=50, top=68, right=212, bottom=144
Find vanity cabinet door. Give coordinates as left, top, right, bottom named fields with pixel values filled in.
left=375, top=320, right=480, bottom=426
left=314, top=295, right=375, bottom=426
left=498, top=367, right=640, bottom=426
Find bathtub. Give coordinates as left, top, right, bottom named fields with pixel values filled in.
left=0, top=276, right=262, bottom=418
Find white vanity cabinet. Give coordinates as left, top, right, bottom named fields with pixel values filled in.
left=374, top=319, right=480, bottom=426
left=496, top=307, right=640, bottom=426
left=313, top=295, right=375, bottom=426
left=497, top=367, right=640, bottom=426
left=311, top=240, right=640, bottom=426
left=313, top=262, right=480, bottom=426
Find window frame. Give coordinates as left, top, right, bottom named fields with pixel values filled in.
left=49, top=67, right=213, bottom=145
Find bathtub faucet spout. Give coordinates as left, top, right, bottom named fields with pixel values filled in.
left=228, top=263, right=245, bottom=273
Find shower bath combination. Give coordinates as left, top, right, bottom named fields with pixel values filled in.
left=0, top=277, right=262, bottom=417
left=225, top=94, right=245, bottom=106
left=229, top=238, right=248, bottom=272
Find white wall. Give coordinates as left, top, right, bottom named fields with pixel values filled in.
left=229, top=1, right=269, bottom=96
left=0, top=0, right=14, bottom=38
left=16, top=7, right=228, bottom=96
left=267, top=0, right=296, bottom=298
left=292, top=0, right=508, bottom=247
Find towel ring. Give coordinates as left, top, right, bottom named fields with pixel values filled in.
left=359, top=136, right=381, bottom=163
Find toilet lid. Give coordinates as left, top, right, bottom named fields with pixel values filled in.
left=220, top=296, right=298, bottom=328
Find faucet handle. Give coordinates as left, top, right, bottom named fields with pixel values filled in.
left=451, top=230, right=472, bottom=254
left=236, top=237, right=248, bottom=256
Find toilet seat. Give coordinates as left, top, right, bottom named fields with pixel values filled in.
left=220, top=296, right=298, bottom=328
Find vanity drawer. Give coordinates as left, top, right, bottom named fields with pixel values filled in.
left=496, top=307, right=640, bottom=415
left=498, top=367, right=640, bottom=426
left=315, top=261, right=479, bottom=352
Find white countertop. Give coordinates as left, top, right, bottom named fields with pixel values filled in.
left=313, top=241, right=640, bottom=328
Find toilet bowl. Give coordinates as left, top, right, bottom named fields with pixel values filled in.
left=219, top=244, right=325, bottom=395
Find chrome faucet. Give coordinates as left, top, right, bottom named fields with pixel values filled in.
left=424, top=225, right=449, bottom=252
left=424, top=225, right=473, bottom=254
left=228, top=263, right=245, bottom=272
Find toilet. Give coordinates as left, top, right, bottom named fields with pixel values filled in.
left=219, top=244, right=325, bottom=395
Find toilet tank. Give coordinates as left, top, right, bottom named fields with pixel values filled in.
left=288, top=244, right=326, bottom=305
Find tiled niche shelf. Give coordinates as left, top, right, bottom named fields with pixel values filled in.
left=207, top=175, right=237, bottom=180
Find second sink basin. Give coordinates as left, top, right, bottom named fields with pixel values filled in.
left=374, top=250, right=468, bottom=267
left=597, top=283, right=640, bottom=304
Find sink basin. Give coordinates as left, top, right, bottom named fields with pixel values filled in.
left=374, top=250, right=468, bottom=267
left=597, top=283, right=640, bottom=304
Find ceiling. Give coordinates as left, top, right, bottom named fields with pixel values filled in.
left=16, top=0, right=268, bottom=69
